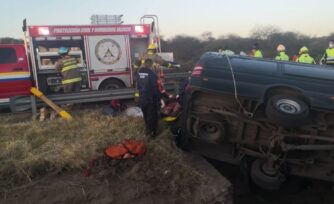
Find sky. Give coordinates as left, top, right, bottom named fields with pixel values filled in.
left=1, top=0, right=333, bottom=39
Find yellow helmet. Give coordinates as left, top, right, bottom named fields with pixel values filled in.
left=163, top=116, right=178, bottom=123
left=147, top=43, right=157, bottom=50
left=299, top=46, right=309, bottom=54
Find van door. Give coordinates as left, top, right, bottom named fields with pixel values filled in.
left=0, top=45, right=32, bottom=100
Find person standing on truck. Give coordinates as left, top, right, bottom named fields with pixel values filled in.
left=55, top=47, right=82, bottom=93
left=250, top=43, right=263, bottom=58
left=296, top=46, right=316, bottom=64
left=275, top=44, right=289, bottom=61
left=141, top=43, right=178, bottom=69
left=321, top=40, right=334, bottom=66
left=136, top=58, right=160, bottom=137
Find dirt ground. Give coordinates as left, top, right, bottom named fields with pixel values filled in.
left=4, top=154, right=232, bottom=204
left=0, top=110, right=232, bottom=204
left=3, top=144, right=232, bottom=204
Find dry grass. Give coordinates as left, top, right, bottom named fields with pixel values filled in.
left=0, top=109, right=205, bottom=197
left=0, top=110, right=147, bottom=189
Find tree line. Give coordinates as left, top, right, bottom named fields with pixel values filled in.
left=2, top=26, right=334, bottom=70
left=161, top=26, right=334, bottom=69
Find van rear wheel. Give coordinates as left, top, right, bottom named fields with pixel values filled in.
left=266, top=95, right=309, bottom=127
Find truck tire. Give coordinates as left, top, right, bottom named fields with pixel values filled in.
left=266, top=95, right=309, bottom=127
left=250, top=159, right=286, bottom=191
left=100, top=79, right=125, bottom=90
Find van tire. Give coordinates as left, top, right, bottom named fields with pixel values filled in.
left=176, top=113, right=191, bottom=151
left=266, top=95, right=309, bottom=127
left=100, top=79, right=125, bottom=90
left=251, top=159, right=286, bottom=190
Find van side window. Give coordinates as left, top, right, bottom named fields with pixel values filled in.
left=205, top=56, right=229, bottom=69
left=0, top=48, right=18, bottom=64
left=232, top=58, right=278, bottom=73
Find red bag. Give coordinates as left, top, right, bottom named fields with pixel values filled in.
left=84, top=140, right=146, bottom=177
left=105, top=143, right=131, bottom=159
left=123, top=139, right=147, bottom=155
left=104, top=139, right=146, bottom=159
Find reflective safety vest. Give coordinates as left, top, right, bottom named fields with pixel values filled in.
left=275, top=52, right=289, bottom=61
left=321, top=48, right=334, bottom=65
left=61, top=58, right=82, bottom=85
left=254, top=50, right=263, bottom=58
left=297, top=54, right=315, bottom=64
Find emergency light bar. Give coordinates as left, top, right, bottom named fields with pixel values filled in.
left=134, top=25, right=144, bottom=33
left=29, top=25, right=150, bottom=37
left=38, top=27, right=50, bottom=35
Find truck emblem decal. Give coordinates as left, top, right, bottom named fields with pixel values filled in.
left=95, top=39, right=122, bottom=65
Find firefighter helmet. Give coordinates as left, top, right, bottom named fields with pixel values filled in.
left=329, top=40, right=334, bottom=48
left=58, top=47, right=69, bottom=55
left=299, top=46, right=309, bottom=54
left=147, top=43, right=157, bottom=50
left=277, top=44, right=286, bottom=52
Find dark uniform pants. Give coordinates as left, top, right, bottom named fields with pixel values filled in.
left=141, top=103, right=158, bottom=136
left=64, top=81, right=82, bottom=93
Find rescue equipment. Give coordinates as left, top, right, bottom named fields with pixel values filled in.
left=30, top=87, right=72, bottom=120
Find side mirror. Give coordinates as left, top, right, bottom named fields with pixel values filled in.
left=22, top=19, right=27, bottom=32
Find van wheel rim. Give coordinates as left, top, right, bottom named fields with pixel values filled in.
left=276, top=99, right=301, bottom=114
left=202, top=124, right=218, bottom=134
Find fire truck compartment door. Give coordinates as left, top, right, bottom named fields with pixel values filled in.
left=87, top=35, right=130, bottom=73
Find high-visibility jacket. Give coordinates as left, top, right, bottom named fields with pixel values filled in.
left=60, top=58, right=82, bottom=85
left=140, top=53, right=173, bottom=69
left=297, top=54, right=315, bottom=64
left=275, top=52, right=289, bottom=61
left=321, top=48, right=334, bottom=65
left=253, top=50, right=263, bottom=58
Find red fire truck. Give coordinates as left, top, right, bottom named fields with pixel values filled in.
left=0, top=44, right=32, bottom=104
left=0, top=15, right=176, bottom=109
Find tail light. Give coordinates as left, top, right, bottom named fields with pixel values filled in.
left=191, top=65, right=203, bottom=77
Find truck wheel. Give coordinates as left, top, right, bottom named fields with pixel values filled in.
left=100, top=79, right=125, bottom=90
left=266, top=95, right=309, bottom=127
left=192, top=114, right=225, bottom=144
left=250, top=159, right=286, bottom=191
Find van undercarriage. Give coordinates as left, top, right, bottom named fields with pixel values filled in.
left=182, top=91, right=334, bottom=189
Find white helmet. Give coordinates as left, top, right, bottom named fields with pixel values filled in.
left=277, top=44, right=286, bottom=52
left=329, top=40, right=334, bottom=48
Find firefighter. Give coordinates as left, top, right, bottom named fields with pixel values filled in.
left=275, top=44, right=289, bottom=61
left=141, top=43, right=179, bottom=70
left=296, top=46, right=315, bottom=64
left=321, top=40, right=334, bottom=66
left=134, top=43, right=179, bottom=102
left=250, top=43, right=263, bottom=58
left=136, top=58, right=160, bottom=137
left=55, top=47, right=82, bottom=93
